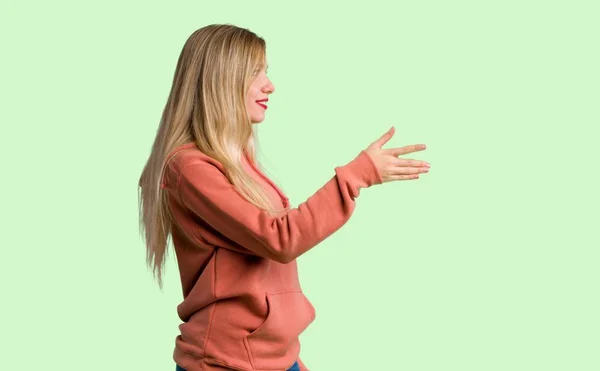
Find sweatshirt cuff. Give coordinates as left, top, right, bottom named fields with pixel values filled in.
left=333, top=150, right=383, bottom=199
left=357, top=150, right=384, bottom=186
left=338, top=148, right=382, bottom=187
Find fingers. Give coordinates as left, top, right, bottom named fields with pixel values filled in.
left=387, top=144, right=427, bottom=156
left=385, top=174, right=421, bottom=181
left=387, top=157, right=430, bottom=177
left=392, top=157, right=430, bottom=168
left=380, top=147, right=431, bottom=182
left=367, top=126, right=395, bottom=150
left=391, top=166, right=430, bottom=175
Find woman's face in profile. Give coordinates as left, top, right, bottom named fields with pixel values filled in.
left=245, top=63, right=275, bottom=124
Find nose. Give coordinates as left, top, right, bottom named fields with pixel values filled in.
left=263, top=78, right=275, bottom=94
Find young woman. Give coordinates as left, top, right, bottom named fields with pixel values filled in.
left=139, top=24, right=430, bottom=371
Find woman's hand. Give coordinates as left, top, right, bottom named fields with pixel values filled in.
left=365, top=126, right=430, bottom=183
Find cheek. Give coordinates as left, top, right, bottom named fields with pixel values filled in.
left=246, top=88, right=257, bottom=104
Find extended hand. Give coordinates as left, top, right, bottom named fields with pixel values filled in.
left=365, top=126, right=430, bottom=183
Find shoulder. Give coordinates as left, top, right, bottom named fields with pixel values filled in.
left=163, top=143, right=226, bottom=187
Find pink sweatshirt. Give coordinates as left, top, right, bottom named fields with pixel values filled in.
left=161, top=142, right=382, bottom=371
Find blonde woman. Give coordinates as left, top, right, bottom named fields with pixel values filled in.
left=139, top=24, right=430, bottom=371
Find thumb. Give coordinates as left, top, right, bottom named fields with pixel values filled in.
left=367, top=126, right=395, bottom=150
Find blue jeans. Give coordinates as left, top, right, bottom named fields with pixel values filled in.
left=176, top=361, right=300, bottom=371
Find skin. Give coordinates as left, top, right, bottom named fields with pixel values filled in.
left=245, top=62, right=275, bottom=124
left=365, top=126, right=431, bottom=182
left=244, top=62, right=430, bottom=181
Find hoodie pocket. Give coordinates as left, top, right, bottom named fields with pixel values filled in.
left=244, top=291, right=315, bottom=370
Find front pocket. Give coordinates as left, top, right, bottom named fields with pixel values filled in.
left=245, top=291, right=316, bottom=370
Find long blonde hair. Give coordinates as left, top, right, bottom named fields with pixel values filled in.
left=138, top=24, right=281, bottom=288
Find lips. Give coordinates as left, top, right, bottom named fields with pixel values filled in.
left=256, top=99, right=268, bottom=109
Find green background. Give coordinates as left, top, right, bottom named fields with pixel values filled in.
left=2, top=0, right=598, bottom=370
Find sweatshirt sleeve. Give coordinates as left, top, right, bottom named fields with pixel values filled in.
left=173, top=150, right=382, bottom=263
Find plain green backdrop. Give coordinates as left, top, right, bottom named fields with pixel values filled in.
left=1, top=0, right=598, bottom=370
